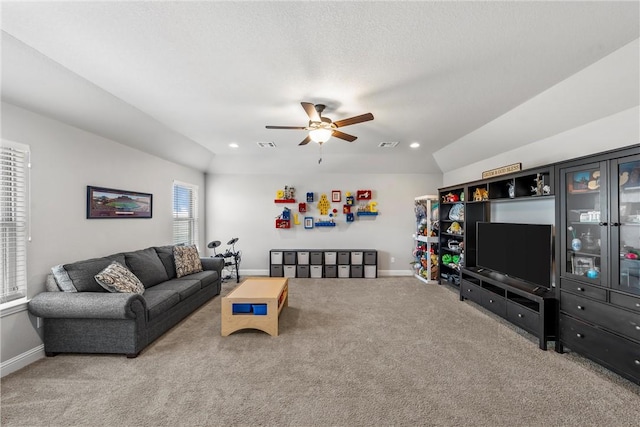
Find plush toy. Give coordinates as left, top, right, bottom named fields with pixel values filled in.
left=442, top=192, right=459, bottom=203
left=447, top=222, right=462, bottom=235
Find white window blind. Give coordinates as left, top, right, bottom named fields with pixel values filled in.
left=173, top=181, right=198, bottom=247
left=1, top=141, right=30, bottom=305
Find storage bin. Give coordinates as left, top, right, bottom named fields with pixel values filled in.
left=310, top=265, right=323, bottom=278
left=232, top=303, right=252, bottom=314
left=337, top=251, right=350, bottom=265
left=364, top=265, right=377, bottom=278
left=364, top=251, right=377, bottom=265
left=324, top=265, right=337, bottom=278
left=351, top=265, right=364, bottom=278
left=284, top=265, right=296, bottom=278
left=351, top=251, right=363, bottom=264
left=296, top=265, right=310, bottom=278
left=270, top=264, right=283, bottom=277
left=297, top=251, right=310, bottom=264
left=252, top=304, right=267, bottom=315
left=283, top=251, right=297, bottom=265
left=270, top=251, right=283, bottom=264
left=310, top=251, right=323, bottom=265
left=338, top=265, right=350, bottom=278
left=324, top=251, right=337, bottom=265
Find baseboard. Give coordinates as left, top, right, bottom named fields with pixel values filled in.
left=1, top=344, right=45, bottom=378
left=238, top=269, right=414, bottom=278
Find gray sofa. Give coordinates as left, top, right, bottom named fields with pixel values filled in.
left=28, top=245, right=223, bottom=358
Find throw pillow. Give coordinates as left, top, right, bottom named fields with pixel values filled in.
left=51, top=264, right=77, bottom=292
left=174, top=245, right=203, bottom=278
left=94, top=261, right=145, bottom=294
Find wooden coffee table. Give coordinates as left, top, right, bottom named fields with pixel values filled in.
left=221, top=277, right=288, bottom=337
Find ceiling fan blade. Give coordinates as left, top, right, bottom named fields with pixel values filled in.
left=332, top=130, right=357, bottom=142
left=333, top=113, right=374, bottom=128
left=298, top=135, right=312, bottom=146
left=301, top=102, right=321, bottom=122
left=266, top=125, right=307, bottom=130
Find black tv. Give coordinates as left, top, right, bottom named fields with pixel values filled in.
left=476, top=222, right=553, bottom=289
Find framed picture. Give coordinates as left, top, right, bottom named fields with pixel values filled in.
left=570, top=171, right=591, bottom=192
left=572, top=256, right=594, bottom=276
left=304, top=217, right=314, bottom=229
left=87, top=186, right=153, bottom=219
left=332, top=190, right=341, bottom=202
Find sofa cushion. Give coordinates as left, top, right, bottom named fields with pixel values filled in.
left=174, top=245, right=203, bottom=278
left=124, top=247, right=169, bottom=288
left=63, top=257, right=115, bottom=292
left=154, top=245, right=177, bottom=279
left=149, top=279, right=201, bottom=301
left=142, top=289, right=181, bottom=320
left=94, top=261, right=145, bottom=295
left=51, top=265, right=77, bottom=292
left=176, top=270, right=219, bottom=289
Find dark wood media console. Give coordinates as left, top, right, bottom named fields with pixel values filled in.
left=461, top=267, right=558, bottom=350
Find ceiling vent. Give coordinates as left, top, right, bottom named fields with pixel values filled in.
left=378, top=142, right=399, bottom=148
left=256, top=142, right=276, bottom=148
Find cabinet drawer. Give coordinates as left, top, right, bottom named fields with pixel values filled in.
left=338, top=265, right=350, bottom=278
left=561, top=291, right=640, bottom=342
left=560, top=314, right=640, bottom=383
left=324, top=265, right=337, bottom=278
left=297, top=251, right=309, bottom=265
left=296, top=265, right=310, bottom=278
left=560, top=278, right=606, bottom=301
left=284, top=265, right=296, bottom=278
left=364, top=251, right=377, bottom=265
left=310, top=265, right=323, bottom=278
left=283, top=251, right=297, bottom=265
left=364, top=265, right=377, bottom=279
left=461, top=280, right=483, bottom=305
left=270, top=265, right=283, bottom=277
left=350, top=265, right=364, bottom=278
left=337, top=251, right=350, bottom=265
left=506, top=300, right=539, bottom=335
left=270, top=251, right=283, bottom=264
left=610, top=292, right=640, bottom=314
left=351, top=251, right=364, bottom=265
left=310, top=251, right=323, bottom=265
left=482, top=292, right=506, bottom=317
left=324, top=251, right=337, bottom=265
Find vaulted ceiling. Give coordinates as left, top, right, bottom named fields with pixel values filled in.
left=1, top=1, right=638, bottom=174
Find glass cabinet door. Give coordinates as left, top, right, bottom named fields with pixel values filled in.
left=561, top=162, right=607, bottom=285
left=611, top=155, right=640, bottom=295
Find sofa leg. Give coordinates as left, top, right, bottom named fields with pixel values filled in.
left=45, top=352, right=57, bottom=357
left=126, top=352, right=139, bottom=359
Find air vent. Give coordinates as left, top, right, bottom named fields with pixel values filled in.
left=378, top=142, right=399, bottom=148
left=257, top=142, right=276, bottom=148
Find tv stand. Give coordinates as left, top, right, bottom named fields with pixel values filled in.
left=461, top=267, right=558, bottom=351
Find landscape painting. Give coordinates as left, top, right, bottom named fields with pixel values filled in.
left=87, top=186, right=152, bottom=219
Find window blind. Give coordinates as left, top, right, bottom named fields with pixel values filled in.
left=173, top=181, right=198, bottom=247
left=1, top=141, right=29, bottom=305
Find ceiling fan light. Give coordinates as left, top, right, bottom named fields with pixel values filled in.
left=309, top=128, right=333, bottom=143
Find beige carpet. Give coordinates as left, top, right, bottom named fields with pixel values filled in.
left=2, top=277, right=639, bottom=426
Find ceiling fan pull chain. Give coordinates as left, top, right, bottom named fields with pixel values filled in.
left=318, top=144, right=322, bottom=164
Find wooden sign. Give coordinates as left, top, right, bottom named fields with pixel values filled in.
left=482, top=163, right=522, bottom=179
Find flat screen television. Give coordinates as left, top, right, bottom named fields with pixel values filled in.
left=476, top=222, right=553, bottom=289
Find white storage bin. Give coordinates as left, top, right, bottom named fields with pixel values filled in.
left=364, top=265, right=377, bottom=279
left=297, top=251, right=310, bottom=264
left=284, top=265, right=296, bottom=278
left=338, top=265, right=350, bottom=278
left=310, top=265, right=323, bottom=278
left=271, top=251, right=283, bottom=264
left=351, top=251, right=363, bottom=264
left=324, top=251, right=337, bottom=265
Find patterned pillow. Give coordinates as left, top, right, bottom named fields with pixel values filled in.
left=174, top=245, right=203, bottom=278
left=94, top=261, right=145, bottom=294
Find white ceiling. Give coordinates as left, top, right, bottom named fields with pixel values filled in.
left=1, top=1, right=638, bottom=174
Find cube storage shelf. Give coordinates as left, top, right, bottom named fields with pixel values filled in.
left=270, top=249, right=377, bottom=279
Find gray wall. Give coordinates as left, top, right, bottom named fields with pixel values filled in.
left=0, top=103, right=206, bottom=375
left=205, top=173, right=442, bottom=275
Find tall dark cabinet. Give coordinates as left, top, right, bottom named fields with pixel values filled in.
left=556, top=145, right=640, bottom=384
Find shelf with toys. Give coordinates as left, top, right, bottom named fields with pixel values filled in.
left=413, top=195, right=439, bottom=284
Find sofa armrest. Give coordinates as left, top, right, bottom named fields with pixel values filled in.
left=28, top=292, right=146, bottom=320
left=201, top=257, right=224, bottom=274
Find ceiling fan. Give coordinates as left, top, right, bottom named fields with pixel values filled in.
left=266, top=102, right=374, bottom=145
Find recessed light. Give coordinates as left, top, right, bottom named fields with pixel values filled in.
left=229, top=143, right=239, bottom=148
left=410, top=143, right=420, bottom=148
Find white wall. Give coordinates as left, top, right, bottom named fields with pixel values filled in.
left=0, top=102, right=206, bottom=375
left=443, top=107, right=639, bottom=187
left=205, top=173, right=442, bottom=275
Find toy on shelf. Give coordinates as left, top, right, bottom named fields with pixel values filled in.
left=298, top=202, right=307, bottom=213
left=317, top=193, right=330, bottom=215
left=442, top=192, right=459, bottom=203
left=346, top=213, right=354, bottom=222
left=356, top=201, right=379, bottom=216
left=345, top=192, right=354, bottom=205
left=306, top=192, right=314, bottom=202
left=275, top=207, right=291, bottom=228
left=275, top=185, right=296, bottom=203
left=356, top=190, right=372, bottom=200
left=315, top=218, right=336, bottom=227
left=473, top=188, right=488, bottom=201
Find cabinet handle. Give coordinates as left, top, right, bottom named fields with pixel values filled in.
left=611, top=222, right=620, bottom=227
left=576, top=287, right=583, bottom=291
left=599, top=222, right=608, bottom=226
left=489, top=299, right=494, bottom=303
left=636, top=326, right=640, bottom=331
left=576, top=333, right=583, bottom=338
left=577, top=305, right=584, bottom=310
left=518, top=313, right=523, bottom=318
left=467, top=289, right=471, bottom=292
left=636, top=303, right=640, bottom=308
left=635, top=360, right=640, bottom=366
